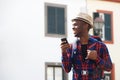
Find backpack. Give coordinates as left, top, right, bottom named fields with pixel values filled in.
left=71, top=38, right=104, bottom=79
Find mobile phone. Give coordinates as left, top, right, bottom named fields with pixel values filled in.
left=61, top=38, right=68, bottom=44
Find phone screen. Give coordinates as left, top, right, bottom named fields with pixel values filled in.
left=61, top=38, right=68, bottom=44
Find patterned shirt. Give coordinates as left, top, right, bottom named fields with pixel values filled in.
left=61, top=37, right=112, bottom=80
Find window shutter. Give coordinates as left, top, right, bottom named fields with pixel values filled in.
left=47, top=6, right=65, bottom=35
left=104, top=14, right=111, bottom=41
left=47, top=6, right=56, bottom=34
left=57, top=7, right=65, bottom=35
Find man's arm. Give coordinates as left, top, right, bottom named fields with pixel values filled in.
left=95, top=43, right=112, bottom=71
left=61, top=44, right=73, bottom=73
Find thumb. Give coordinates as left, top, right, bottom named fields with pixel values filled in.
left=85, top=50, right=91, bottom=59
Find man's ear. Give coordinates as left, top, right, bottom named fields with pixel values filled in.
left=85, top=24, right=91, bottom=31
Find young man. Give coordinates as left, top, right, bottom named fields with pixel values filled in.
left=60, top=13, right=112, bottom=80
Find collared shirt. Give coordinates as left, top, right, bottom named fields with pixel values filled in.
left=61, top=37, right=112, bottom=80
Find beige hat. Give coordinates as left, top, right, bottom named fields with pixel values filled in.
left=72, top=12, right=93, bottom=28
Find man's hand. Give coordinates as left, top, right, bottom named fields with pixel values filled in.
left=85, top=50, right=97, bottom=60
left=60, top=43, right=70, bottom=53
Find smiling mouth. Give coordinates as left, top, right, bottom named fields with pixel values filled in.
left=73, top=32, right=78, bottom=37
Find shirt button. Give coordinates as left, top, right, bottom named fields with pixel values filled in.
left=74, top=51, right=76, bottom=54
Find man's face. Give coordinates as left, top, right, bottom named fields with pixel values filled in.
left=72, top=20, right=87, bottom=37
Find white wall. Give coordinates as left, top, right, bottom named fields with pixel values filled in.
left=87, top=0, right=120, bottom=80
left=0, top=0, right=86, bottom=80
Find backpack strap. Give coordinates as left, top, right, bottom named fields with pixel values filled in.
left=71, top=38, right=104, bottom=78
left=71, top=39, right=79, bottom=58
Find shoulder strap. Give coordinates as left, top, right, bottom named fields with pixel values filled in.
left=71, top=39, right=79, bottom=58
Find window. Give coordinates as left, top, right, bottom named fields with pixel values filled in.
left=93, top=10, right=113, bottom=43
left=103, top=63, right=115, bottom=80
left=45, top=3, right=67, bottom=37
left=45, top=62, right=68, bottom=80
left=104, top=71, right=111, bottom=80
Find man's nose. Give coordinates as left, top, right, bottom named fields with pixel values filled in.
left=72, top=27, right=75, bottom=30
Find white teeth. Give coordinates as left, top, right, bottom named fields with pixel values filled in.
left=74, top=26, right=78, bottom=28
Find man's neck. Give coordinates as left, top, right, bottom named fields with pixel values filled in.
left=80, top=35, right=89, bottom=45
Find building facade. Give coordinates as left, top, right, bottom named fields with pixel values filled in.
left=0, top=0, right=87, bottom=80
left=0, top=0, right=120, bottom=80
left=87, top=0, right=120, bottom=80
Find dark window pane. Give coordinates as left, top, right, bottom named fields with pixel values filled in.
left=104, top=14, right=111, bottom=41
left=93, top=12, right=99, bottom=20
left=47, top=6, right=56, bottom=34
left=57, top=8, right=65, bottom=35
left=47, top=6, right=65, bottom=35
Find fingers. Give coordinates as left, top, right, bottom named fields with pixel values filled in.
left=86, top=50, right=97, bottom=60
left=60, top=43, right=70, bottom=53
left=61, top=43, right=69, bottom=49
left=85, top=50, right=91, bottom=59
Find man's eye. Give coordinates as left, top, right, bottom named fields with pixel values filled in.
left=73, top=24, right=78, bottom=26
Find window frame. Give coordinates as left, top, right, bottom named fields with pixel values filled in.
left=45, top=62, right=68, bottom=80
left=96, top=10, right=114, bottom=44
left=104, top=63, right=115, bottom=80
left=45, top=3, right=67, bottom=38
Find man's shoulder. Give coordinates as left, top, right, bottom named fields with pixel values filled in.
left=89, top=37, right=106, bottom=46
left=89, top=37, right=98, bottom=43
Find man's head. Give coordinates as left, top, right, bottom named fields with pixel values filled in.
left=71, top=13, right=93, bottom=37
left=72, top=12, right=93, bottom=28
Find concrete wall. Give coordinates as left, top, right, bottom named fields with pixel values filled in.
left=87, top=0, right=120, bottom=80
left=0, top=0, right=86, bottom=80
